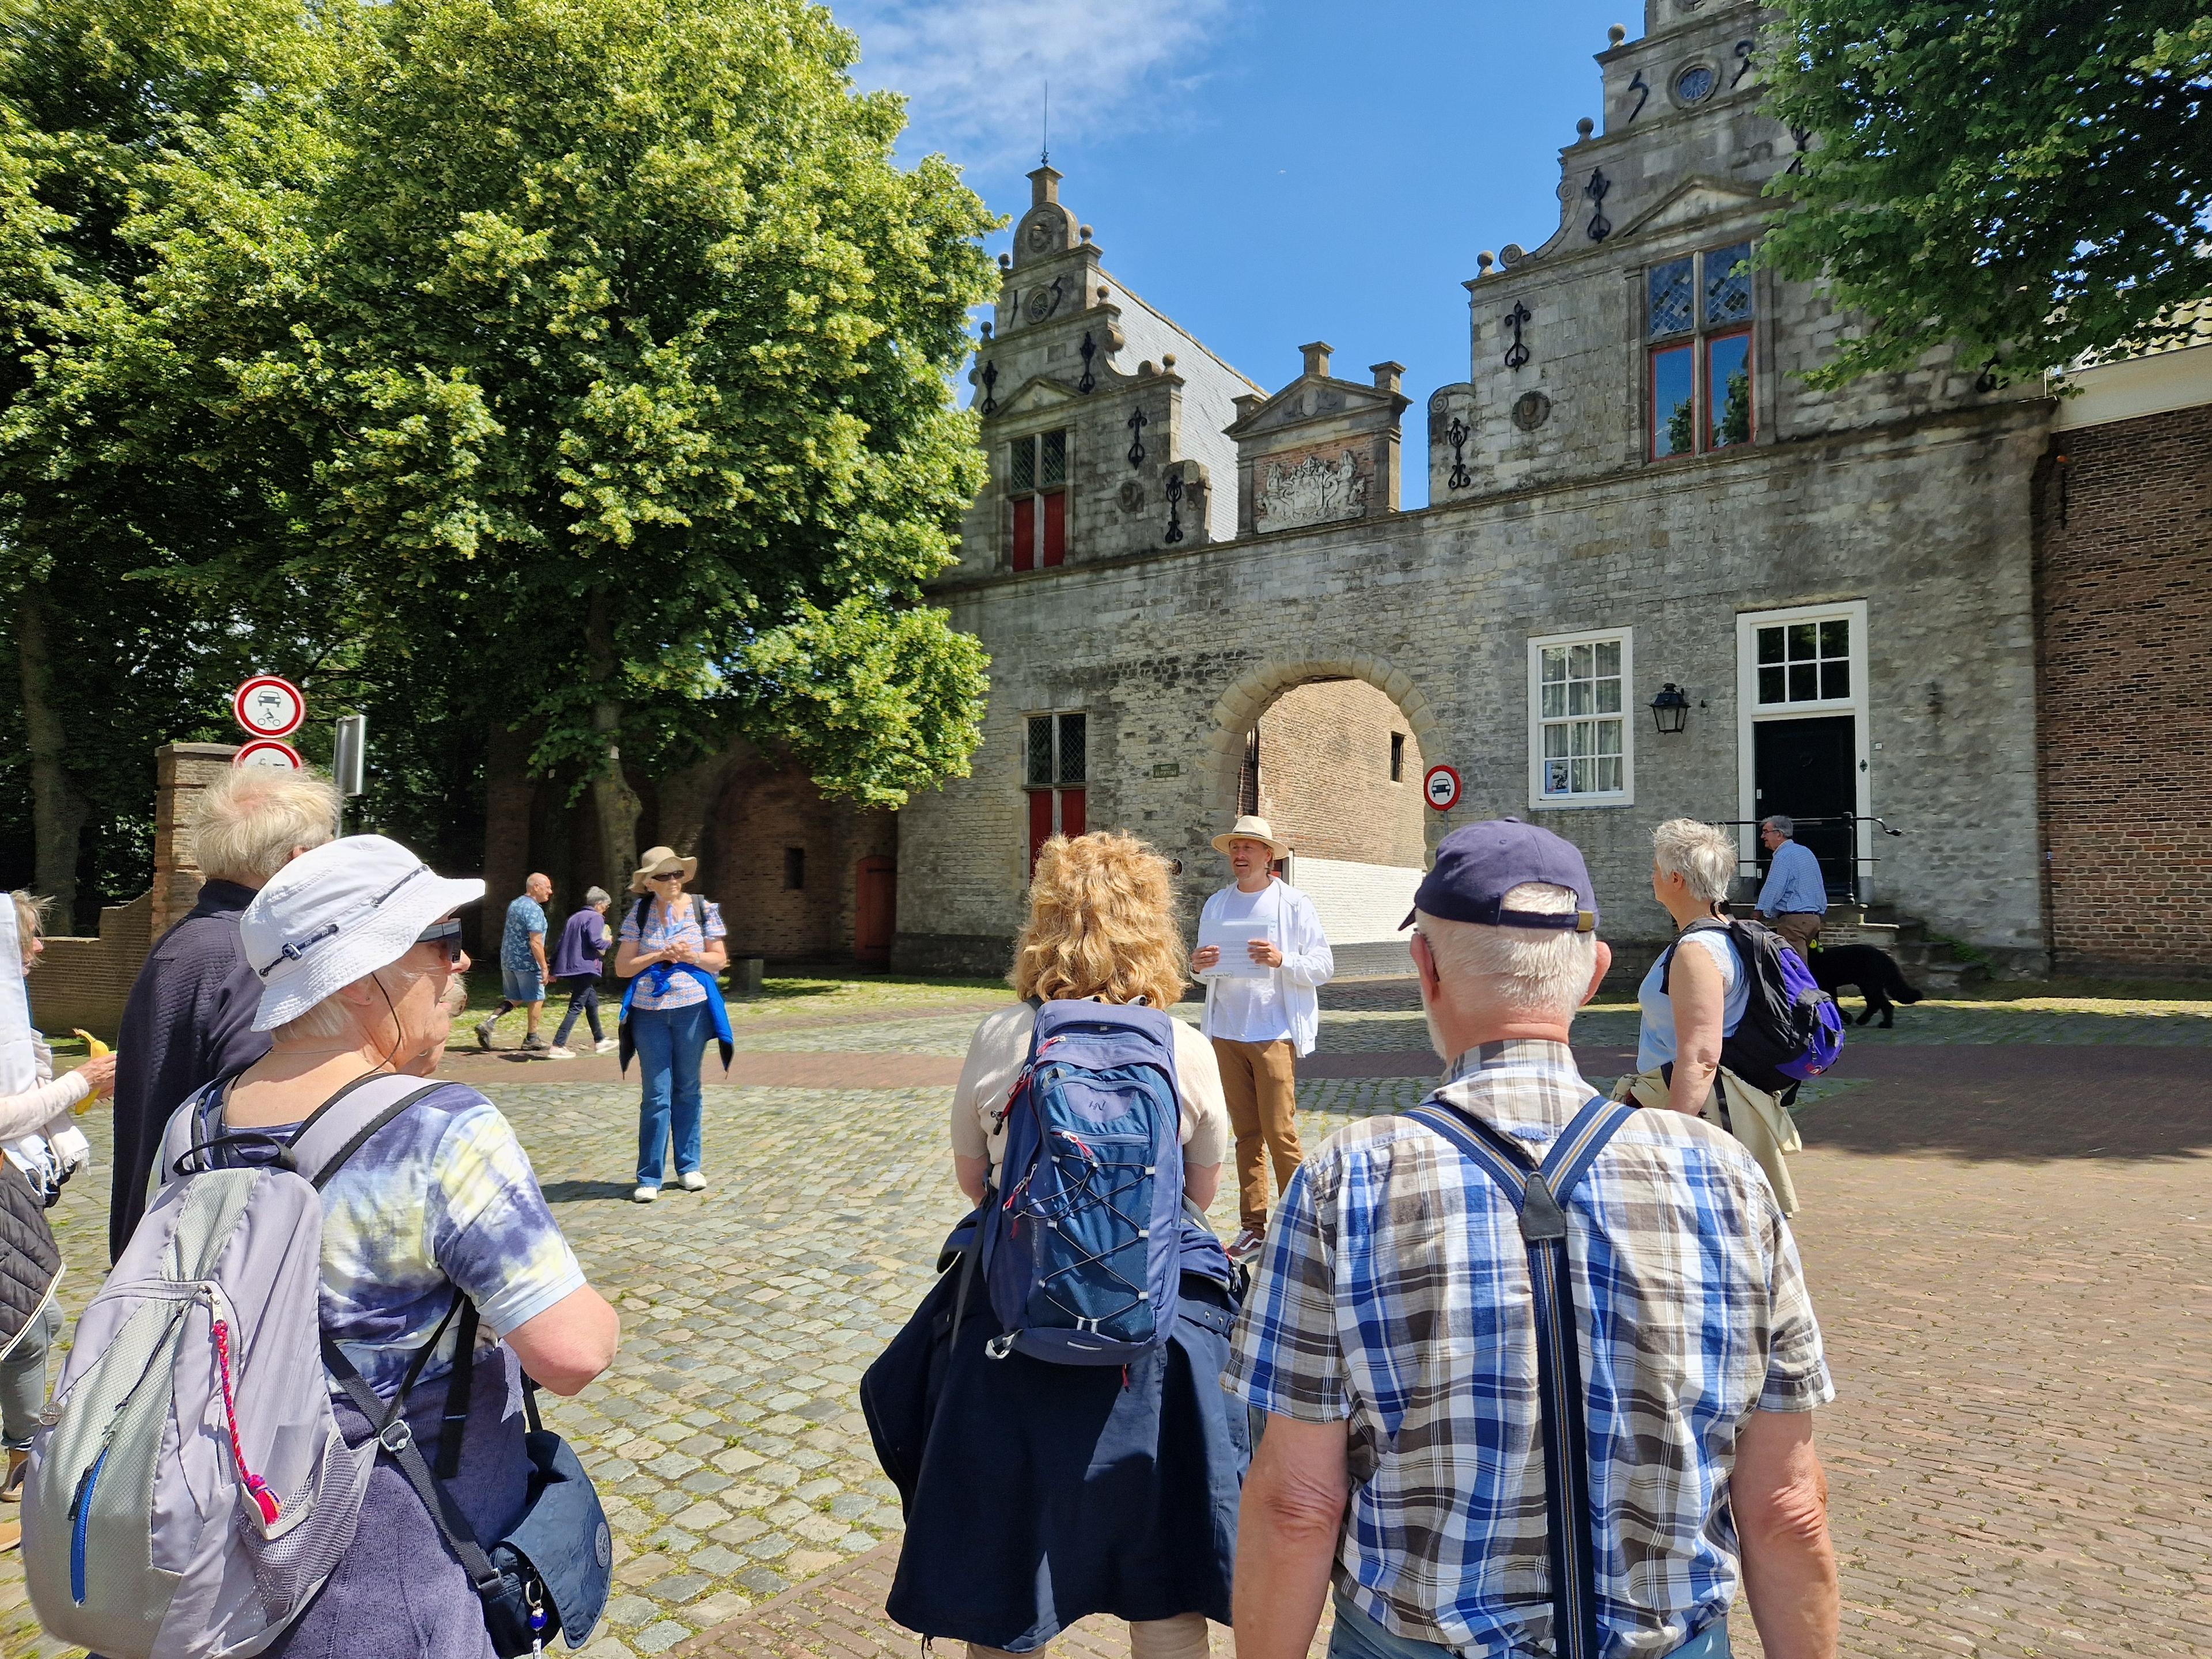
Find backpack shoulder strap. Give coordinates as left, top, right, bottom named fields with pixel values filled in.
left=285, top=1074, right=453, bottom=1190
left=1658, top=916, right=1732, bottom=994
left=1404, top=1091, right=1634, bottom=1659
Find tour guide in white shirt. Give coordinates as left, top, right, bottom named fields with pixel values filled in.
left=1191, top=814, right=1334, bottom=1261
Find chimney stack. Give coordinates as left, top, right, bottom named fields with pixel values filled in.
left=1300, top=341, right=1334, bottom=380
left=1370, top=361, right=1406, bottom=395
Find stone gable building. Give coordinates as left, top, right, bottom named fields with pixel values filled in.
left=891, top=0, right=2212, bottom=983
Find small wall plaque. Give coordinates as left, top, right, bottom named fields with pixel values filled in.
left=1152, top=762, right=1181, bottom=778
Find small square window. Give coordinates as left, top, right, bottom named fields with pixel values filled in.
left=1389, top=732, right=1406, bottom=781
left=1755, top=618, right=1851, bottom=707
left=1026, top=715, right=1054, bottom=787
left=1706, top=332, right=1752, bottom=448
left=1056, top=712, right=1086, bottom=784
left=1649, top=258, right=1695, bottom=338
left=1010, top=437, right=1036, bottom=493
left=783, top=847, right=805, bottom=891
left=1041, top=429, right=1066, bottom=487
left=1651, top=343, right=1695, bottom=459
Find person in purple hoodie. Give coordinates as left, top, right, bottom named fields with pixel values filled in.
left=546, top=887, right=616, bottom=1059
left=108, top=768, right=338, bottom=1262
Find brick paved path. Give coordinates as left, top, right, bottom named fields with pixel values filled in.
left=3, top=989, right=2207, bottom=1657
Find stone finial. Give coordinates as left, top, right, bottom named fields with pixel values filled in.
left=980, top=321, right=993, bottom=340
left=1608, top=24, right=1627, bottom=46
left=1476, top=251, right=1495, bottom=275
left=1097, top=286, right=1111, bottom=302
left=1577, top=117, right=1594, bottom=139
left=1138, top=359, right=1156, bottom=377
left=1300, top=341, right=1334, bottom=379
left=1233, top=393, right=1266, bottom=422
left=998, top=252, right=1013, bottom=271
left=1370, top=361, right=1406, bottom=394
left=1079, top=224, right=1093, bottom=242
left=1029, top=164, right=1062, bottom=206
left=1162, top=353, right=1177, bottom=372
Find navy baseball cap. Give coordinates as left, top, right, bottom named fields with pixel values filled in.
left=1400, top=817, right=1598, bottom=933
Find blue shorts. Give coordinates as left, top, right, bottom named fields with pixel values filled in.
left=501, top=965, right=544, bottom=1005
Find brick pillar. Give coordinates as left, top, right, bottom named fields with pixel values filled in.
left=480, top=720, right=536, bottom=957
left=151, top=743, right=240, bottom=941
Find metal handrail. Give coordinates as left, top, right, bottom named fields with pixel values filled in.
left=1717, top=813, right=1903, bottom=908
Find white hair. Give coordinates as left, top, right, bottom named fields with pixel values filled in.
left=190, top=770, right=340, bottom=885
left=1652, top=818, right=1736, bottom=907
left=1418, top=882, right=1597, bottom=1023
left=270, top=959, right=430, bottom=1046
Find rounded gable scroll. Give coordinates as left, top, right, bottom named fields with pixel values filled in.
left=1017, top=203, right=1074, bottom=264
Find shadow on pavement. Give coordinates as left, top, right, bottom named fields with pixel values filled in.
left=540, top=1177, right=643, bottom=1205
left=1800, top=1046, right=2212, bottom=1163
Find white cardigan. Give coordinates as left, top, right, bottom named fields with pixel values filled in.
left=1196, top=880, right=1334, bottom=1057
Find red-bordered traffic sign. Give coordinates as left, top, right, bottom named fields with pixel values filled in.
left=232, top=675, right=305, bottom=738
left=233, top=738, right=303, bottom=771
left=1423, top=764, right=1462, bottom=812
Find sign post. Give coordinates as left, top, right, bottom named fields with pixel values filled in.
left=333, top=714, right=367, bottom=797
left=1423, top=764, right=1462, bottom=812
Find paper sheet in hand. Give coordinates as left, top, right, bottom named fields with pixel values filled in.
left=1199, top=919, right=1274, bottom=979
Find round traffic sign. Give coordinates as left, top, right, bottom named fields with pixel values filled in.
left=233, top=675, right=305, bottom=739
left=1423, top=764, right=1462, bottom=812
left=234, top=738, right=302, bottom=772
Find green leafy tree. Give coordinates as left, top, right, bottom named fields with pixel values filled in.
left=200, top=0, right=996, bottom=883
left=1762, top=3, right=2212, bottom=386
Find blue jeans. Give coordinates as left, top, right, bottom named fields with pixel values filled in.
left=632, top=1001, right=710, bottom=1187
left=1326, top=1590, right=1729, bottom=1659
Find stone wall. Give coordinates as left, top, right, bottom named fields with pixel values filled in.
left=1254, top=680, right=1426, bottom=867
left=2036, top=401, right=2212, bottom=975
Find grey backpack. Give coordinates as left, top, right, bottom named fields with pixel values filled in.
left=22, top=1073, right=445, bottom=1658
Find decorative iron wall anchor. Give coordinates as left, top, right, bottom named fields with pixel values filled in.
left=1974, top=355, right=2002, bottom=395
left=1503, top=301, right=1532, bottom=370
left=1584, top=169, right=1612, bottom=241
left=1730, top=39, right=1755, bottom=87
left=980, top=360, right=998, bottom=415
left=1787, top=127, right=1811, bottom=174
left=1627, top=70, right=1650, bottom=122
left=1162, top=466, right=1185, bottom=544
left=1445, top=416, right=1473, bottom=491
left=1126, top=407, right=1148, bottom=468
left=1078, top=332, right=1097, bottom=394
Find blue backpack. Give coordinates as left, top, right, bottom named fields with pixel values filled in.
left=981, top=1000, right=1184, bottom=1365
left=1664, top=916, right=1845, bottom=1094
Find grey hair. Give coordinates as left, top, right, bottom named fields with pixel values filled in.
left=190, top=769, right=340, bottom=885
left=271, top=959, right=429, bottom=1046
left=1762, top=814, right=1794, bottom=838
left=584, top=886, right=612, bottom=906
left=1418, top=882, right=1597, bottom=1022
left=1653, top=817, right=1737, bottom=906
left=9, top=890, right=50, bottom=942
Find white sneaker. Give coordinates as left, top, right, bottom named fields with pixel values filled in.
left=632, top=1185, right=658, bottom=1203
left=679, top=1171, right=707, bottom=1192
left=545, top=1046, right=576, bottom=1060
left=594, top=1037, right=618, bottom=1055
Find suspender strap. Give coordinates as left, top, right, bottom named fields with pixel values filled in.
left=1407, top=1093, right=1637, bottom=1659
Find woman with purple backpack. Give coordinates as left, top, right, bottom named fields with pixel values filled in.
left=866, top=831, right=1245, bottom=1659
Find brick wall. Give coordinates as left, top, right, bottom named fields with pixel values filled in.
left=710, top=767, right=896, bottom=963
left=27, top=890, right=153, bottom=1036
left=1255, top=680, right=1426, bottom=866
left=2035, top=404, right=2212, bottom=975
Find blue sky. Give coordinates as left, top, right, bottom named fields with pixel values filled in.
left=836, top=0, right=1629, bottom=506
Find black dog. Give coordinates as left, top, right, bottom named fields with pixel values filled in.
left=1807, top=943, right=1923, bottom=1027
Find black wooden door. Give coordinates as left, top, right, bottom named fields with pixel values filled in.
left=1753, top=716, right=1857, bottom=900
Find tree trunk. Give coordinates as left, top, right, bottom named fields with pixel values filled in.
left=16, top=584, right=86, bottom=925
left=585, top=589, right=639, bottom=890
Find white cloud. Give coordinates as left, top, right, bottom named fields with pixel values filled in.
left=835, top=0, right=1236, bottom=172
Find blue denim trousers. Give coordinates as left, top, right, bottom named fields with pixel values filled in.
left=1326, top=1590, right=1730, bottom=1659
left=631, top=1000, right=711, bottom=1187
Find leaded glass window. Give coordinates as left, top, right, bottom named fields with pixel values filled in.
left=1649, top=258, right=1695, bottom=338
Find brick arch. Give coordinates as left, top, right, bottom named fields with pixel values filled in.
left=1203, top=656, right=1447, bottom=843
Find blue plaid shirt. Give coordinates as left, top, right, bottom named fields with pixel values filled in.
left=1225, top=1040, right=1832, bottom=1658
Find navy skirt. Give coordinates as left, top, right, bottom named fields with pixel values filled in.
left=870, top=1241, right=1249, bottom=1653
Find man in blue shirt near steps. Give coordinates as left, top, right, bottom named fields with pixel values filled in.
left=1756, top=815, right=1828, bottom=961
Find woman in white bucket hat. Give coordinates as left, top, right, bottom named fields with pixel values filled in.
left=165, top=835, right=619, bottom=1657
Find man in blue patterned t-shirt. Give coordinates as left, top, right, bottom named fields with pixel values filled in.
left=476, top=872, right=552, bottom=1052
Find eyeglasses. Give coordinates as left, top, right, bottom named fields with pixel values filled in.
left=646, top=870, right=685, bottom=882
left=414, top=919, right=465, bottom=968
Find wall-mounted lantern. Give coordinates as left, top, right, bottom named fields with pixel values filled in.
left=1649, top=683, right=1691, bottom=734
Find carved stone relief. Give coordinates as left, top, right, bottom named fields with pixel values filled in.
left=1255, top=449, right=1368, bottom=532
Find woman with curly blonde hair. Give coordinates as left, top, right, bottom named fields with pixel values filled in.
left=874, top=832, right=1243, bottom=1659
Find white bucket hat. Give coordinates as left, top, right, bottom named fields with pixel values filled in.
left=240, top=835, right=485, bottom=1032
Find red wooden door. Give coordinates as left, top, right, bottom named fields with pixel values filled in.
left=854, top=856, right=896, bottom=965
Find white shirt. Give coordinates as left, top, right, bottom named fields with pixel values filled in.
left=1635, top=927, right=1753, bottom=1072
left=1196, top=880, right=1334, bottom=1056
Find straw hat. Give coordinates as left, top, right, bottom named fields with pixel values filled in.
left=628, top=845, right=699, bottom=895
left=1210, top=815, right=1289, bottom=858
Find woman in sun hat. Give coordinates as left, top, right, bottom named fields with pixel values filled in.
left=613, top=846, right=732, bottom=1204
left=155, top=835, right=619, bottom=1656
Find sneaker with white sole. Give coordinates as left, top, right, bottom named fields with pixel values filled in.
left=520, top=1033, right=551, bottom=1054
left=594, top=1037, right=618, bottom=1055
left=1227, top=1227, right=1266, bottom=1263
left=632, top=1185, right=658, bottom=1203
left=679, top=1171, right=707, bottom=1192
left=475, top=1020, right=495, bottom=1051
left=545, top=1046, right=575, bottom=1060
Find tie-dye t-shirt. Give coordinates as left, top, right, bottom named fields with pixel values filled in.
left=183, top=1080, right=585, bottom=1397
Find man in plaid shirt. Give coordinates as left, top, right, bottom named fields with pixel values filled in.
left=1226, top=819, right=1838, bottom=1659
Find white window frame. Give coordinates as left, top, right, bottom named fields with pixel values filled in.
left=1734, top=600, right=1873, bottom=897
left=1527, top=627, right=1636, bottom=809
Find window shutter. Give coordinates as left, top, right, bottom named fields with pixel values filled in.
left=1043, top=490, right=1066, bottom=567
left=1012, top=496, right=1036, bottom=572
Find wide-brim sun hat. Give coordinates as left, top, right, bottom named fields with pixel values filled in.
left=1210, top=815, right=1289, bottom=858
left=241, top=835, right=485, bottom=1032
left=628, top=845, right=699, bottom=895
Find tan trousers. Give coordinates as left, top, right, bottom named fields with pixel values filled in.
left=969, top=1612, right=1210, bottom=1659
left=1771, top=911, right=1821, bottom=959
left=1211, top=1036, right=1302, bottom=1232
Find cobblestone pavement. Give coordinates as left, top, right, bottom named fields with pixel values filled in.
left=5, top=982, right=2209, bottom=1658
